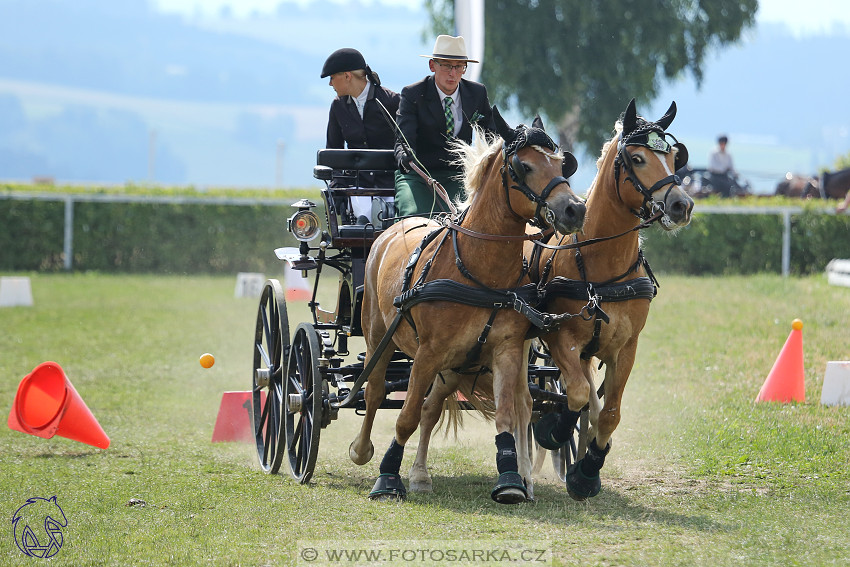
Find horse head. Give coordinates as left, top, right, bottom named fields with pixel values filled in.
left=491, top=105, right=586, bottom=235
left=614, top=98, right=694, bottom=230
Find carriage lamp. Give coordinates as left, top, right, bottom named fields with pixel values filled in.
left=288, top=199, right=320, bottom=242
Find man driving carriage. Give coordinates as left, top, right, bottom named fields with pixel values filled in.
left=393, top=35, right=496, bottom=218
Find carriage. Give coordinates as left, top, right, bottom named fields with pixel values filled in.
left=249, top=147, right=581, bottom=486
left=248, top=100, right=693, bottom=503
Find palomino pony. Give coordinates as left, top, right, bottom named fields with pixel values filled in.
left=531, top=99, right=694, bottom=500
left=351, top=113, right=586, bottom=503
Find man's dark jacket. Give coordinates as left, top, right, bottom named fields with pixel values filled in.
left=326, top=83, right=400, bottom=187
left=394, top=75, right=494, bottom=173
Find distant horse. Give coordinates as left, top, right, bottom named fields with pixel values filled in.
left=821, top=167, right=850, bottom=200
left=531, top=99, right=694, bottom=500
left=775, top=173, right=820, bottom=199
left=351, top=111, right=586, bottom=503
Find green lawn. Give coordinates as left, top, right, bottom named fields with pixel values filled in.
left=1, top=272, right=848, bottom=566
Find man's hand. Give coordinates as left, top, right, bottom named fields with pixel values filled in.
left=395, top=146, right=413, bottom=173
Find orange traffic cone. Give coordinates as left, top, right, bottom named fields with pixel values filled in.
left=212, top=391, right=265, bottom=443
left=756, top=319, right=805, bottom=403
left=8, top=362, right=110, bottom=449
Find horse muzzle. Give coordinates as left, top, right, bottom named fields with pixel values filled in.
left=548, top=192, right=587, bottom=235
left=659, top=186, right=694, bottom=230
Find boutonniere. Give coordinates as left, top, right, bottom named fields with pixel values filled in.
left=470, top=111, right=485, bottom=124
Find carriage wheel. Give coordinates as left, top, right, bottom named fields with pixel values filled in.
left=283, top=323, right=323, bottom=484
left=546, top=375, right=580, bottom=483
left=251, top=279, right=289, bottom=474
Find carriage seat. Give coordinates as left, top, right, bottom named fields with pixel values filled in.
left=314, top=149, right=397, bottom=241
left=314, top=148, right=397, bottom=173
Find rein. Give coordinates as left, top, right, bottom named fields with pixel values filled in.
left=409, top=162, right=458, bottom=216
left=532, top=210, right=664, bottom=251
left=444, top=218, right=551, bottom=242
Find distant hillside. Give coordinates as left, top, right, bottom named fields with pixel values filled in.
left=0, top=0, right=848, bottom=192
left=0, top=0, right=430, bottom=185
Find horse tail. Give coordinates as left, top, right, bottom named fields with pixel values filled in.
left=436, top=373, right=496, bottom=437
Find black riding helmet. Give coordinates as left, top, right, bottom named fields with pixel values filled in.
left=320, top=48, right=366, bottom=78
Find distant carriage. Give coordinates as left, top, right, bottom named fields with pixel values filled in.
left=775, top=168, right=850, bottom=200
left=678, top=166, right=751, bottom=198
left=775, top=173, right=820, bottom=198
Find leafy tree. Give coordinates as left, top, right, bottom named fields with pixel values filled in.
left=426, top=0, right=757, bottom=153
left=834, top=152, right=850, bottom=171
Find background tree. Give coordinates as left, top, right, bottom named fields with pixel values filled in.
left=426, top=0, right=757, bottom=155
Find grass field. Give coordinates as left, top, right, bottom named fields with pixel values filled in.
left=1, top=272, right=849, bottom=566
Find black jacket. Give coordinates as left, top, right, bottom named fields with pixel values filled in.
left=326, top=83, right=400, bottom=187
left=394, top=75, right=494, bottom=173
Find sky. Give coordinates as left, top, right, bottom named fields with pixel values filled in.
left=154, top=0, right=850, bottom=37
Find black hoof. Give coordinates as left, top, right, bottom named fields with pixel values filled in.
left=532, top=413, right=565, bottom=451
left=566, top=461, right=601, bottom=501
left=491, top=471, right=528, bottom=504
left=369, top=473, right=407, bottom=501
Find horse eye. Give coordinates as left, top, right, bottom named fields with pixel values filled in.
left=630, top=154, right=644, bottom=165
left=523, top=163, right=532, bottom=173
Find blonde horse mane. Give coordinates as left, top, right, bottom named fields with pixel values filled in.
left=451, top=126, right=566, bottom=210
left=587, top=122, right=624, bottom=198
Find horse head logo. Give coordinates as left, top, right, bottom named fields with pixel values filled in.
left=11, top=496, right=68, bottom=558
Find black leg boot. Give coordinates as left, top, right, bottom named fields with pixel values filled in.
left=533, top=406, right=581, bottom=450
left=490, top=432, right=528, bottom=504
left=566, top=438, right=610, bottom=501
left=369, top=438, right=407, bottom=501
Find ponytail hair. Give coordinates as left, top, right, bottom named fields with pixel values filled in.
left=364, top=64, right=381, bottom=87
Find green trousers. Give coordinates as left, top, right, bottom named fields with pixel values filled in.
left=394, top=169, right=465, bottom=219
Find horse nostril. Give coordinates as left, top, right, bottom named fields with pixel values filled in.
left=564, top=202, right=586, bottom=225
left=669, top=198, right=692, bottom=219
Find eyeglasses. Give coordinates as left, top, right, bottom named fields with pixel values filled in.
left=433, top=61, right=467, bottom=73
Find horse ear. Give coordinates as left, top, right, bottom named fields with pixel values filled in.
left=562, top=151, right=579, bottom=179
left=673, top=143, right=688, bottom=171
left=531, top=114, right=545, bottom=131
left=656, top=101, right=677, bottom=131
left=622, top=98, right=638, bottom=136
left=491, top=105, right=515, bottom=144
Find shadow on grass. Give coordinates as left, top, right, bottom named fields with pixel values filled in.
left=315, top=470, right=732, bottom=533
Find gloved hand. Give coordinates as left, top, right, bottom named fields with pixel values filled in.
left=395, top=146, right=413, bottom=174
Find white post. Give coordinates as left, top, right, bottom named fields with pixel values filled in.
left=64, top=196, right=74, bottom=271
left=455, top=0, right=485, bottom=83
left=782, top=210, right=791, bottom=277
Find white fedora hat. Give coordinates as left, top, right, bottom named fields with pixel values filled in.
left=421, top=35, right=479, bottom=63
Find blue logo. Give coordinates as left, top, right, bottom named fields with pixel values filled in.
left=11, top=496, right=68, bottom=558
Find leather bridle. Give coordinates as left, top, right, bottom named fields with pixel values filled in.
left=614, top=130, right=688, bottom=222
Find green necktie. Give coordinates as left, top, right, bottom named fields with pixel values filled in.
left=444, top=96, right=454, bottom=137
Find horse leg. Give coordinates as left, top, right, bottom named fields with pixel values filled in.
left=584, top=357, right=603, bottom=442
left=512, top=348, right=535, bottom=501
left=349, top=346, right=395, bottom=465
left=533, top=346, right=589, bottom=452
left=369, top=353, right=441, bottom=501
left=566, top=344, right=636, bottom=501
left=490, top=343, right=532, bottom=504
left=409, top=372, right=460, bottom=493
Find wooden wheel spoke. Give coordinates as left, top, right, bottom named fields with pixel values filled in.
left=256, top=342, right=271, bottom=369
left=287, top=372, right=305, bottom=396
